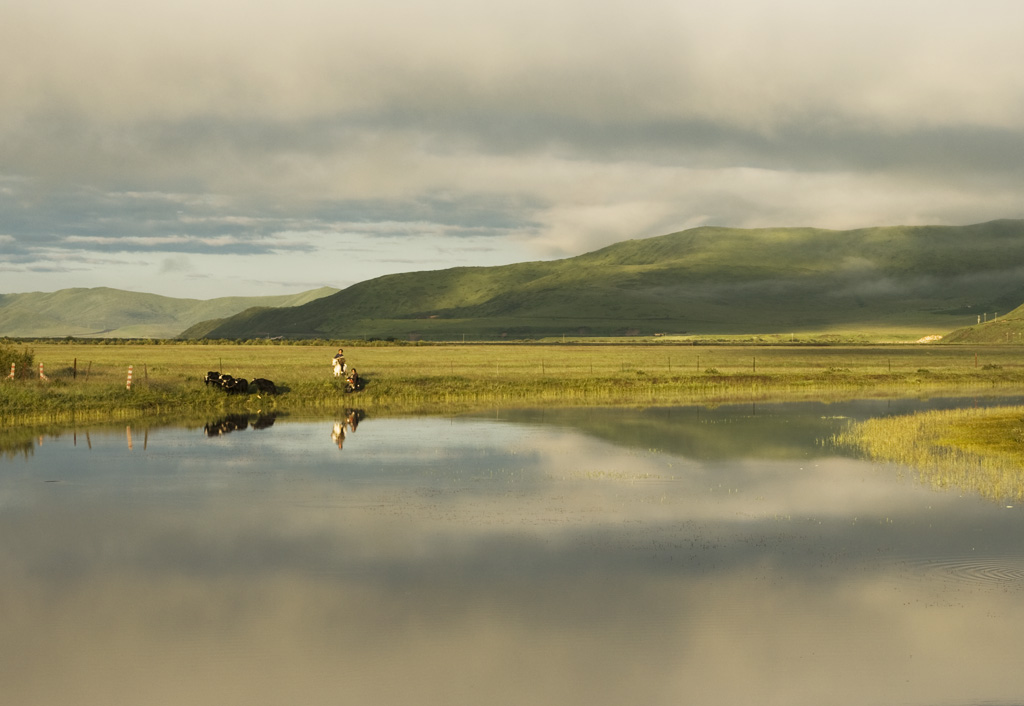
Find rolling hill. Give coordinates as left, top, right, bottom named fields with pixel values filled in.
left=179, top=220, right=1024, bottom=340
left=0, top=286, right=338, bottom=338
left=942, top=301, right=1024, bottom=344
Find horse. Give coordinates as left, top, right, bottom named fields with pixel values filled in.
left=332, top=358, right=347, bottom=378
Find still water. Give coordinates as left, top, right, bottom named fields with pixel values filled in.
left=3, top=398, right=1024, bottom=706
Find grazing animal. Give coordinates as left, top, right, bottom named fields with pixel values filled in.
left=204, top=371, right=221, bottom=386
left=222, top=377, right=248, bottom=394
left=251, top=378, right=278, bottom=395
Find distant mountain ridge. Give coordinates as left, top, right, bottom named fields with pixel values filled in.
left=0, top=286, right=338, bottom=338
left=179, top=219, right=1024, bottom=340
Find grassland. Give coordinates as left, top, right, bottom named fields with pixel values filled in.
left=4, top=341, right=1024, bottom=429
left=8, top=341, right=1024, bottom=490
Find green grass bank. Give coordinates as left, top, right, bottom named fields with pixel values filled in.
left=4, top=341, right=1024, bottom=429
left=837, top=406, right=1024, bottom=503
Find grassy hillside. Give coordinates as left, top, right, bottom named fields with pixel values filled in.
left=180, top=220, right=1024, bottom=340
left=0, top=286, right=338, bottom=338
left=942, top=301, right=1024, bottom=344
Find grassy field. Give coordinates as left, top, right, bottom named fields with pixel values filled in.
left=837, top=406, right=1024, bottom=502
left=3, top=341, right=1024, bottom=428
left=7, top=341, right=1024, bottom=485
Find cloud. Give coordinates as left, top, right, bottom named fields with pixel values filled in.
left=2, top=0, right=1024, bottom=297
left=158, top=255, right=193, bottom=274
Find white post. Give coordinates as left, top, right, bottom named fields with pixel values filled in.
left=126, top=365, right=133, bottom=390
left=38, top=363, right=48, bottom=381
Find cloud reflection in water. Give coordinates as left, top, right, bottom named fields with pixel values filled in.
left=1, top=404, right=1023, bottom=706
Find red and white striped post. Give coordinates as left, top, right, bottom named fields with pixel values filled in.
left=126, top=365, right=133, bottom=390
left=6, top=363, right=13, bottom=379
left=38, top=362, right=48, bottom=381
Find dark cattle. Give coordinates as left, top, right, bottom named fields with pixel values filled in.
left=204, top=371, right=221, bottom=386
left=251, top=378, right=278, bottom=395
left=223, top=377, right=248, bottom=394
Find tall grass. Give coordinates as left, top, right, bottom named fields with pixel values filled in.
left=836, top=406, right=1024, bottom=502
left=0, top=342, right=34, bottom=379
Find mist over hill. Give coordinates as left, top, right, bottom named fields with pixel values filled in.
left=178, top=220, right=1024, bottom=340
left=0, top=286, right=338, bottom=338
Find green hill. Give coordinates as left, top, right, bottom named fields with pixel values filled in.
left=943, top=302, right=1024, bottom=344
left=179, top=220, right=1024, bottom=340
left=0, top=286, right=338, bottom=338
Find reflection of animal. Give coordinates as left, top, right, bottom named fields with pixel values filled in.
left=204, top=414, right=250, bottom=436
left=251, top=413, right=278, bottom=430
left=251, top=378, right=278, bottom=395
left=203, top=413, right=277, bottom=435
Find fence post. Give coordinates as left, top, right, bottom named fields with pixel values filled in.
left=6, top=363, right=13, bottom=379
left=126, top=365, right=133, bottom=390
left=39, top=363, right=49, bottom=381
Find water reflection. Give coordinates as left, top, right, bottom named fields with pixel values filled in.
left=485, top=395, right=1024, bottom=461
left=331, top=408, right=366, bottom=449
left=203, top=412, right=280, bottom=436
left=2, top=399, right=1024, bottom=705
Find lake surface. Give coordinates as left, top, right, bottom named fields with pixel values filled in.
left=3, top=398, right=1024, bottom=706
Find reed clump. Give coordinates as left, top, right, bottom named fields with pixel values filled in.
left=836, top=406, right=1024, bottom=502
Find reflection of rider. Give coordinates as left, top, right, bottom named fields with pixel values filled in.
left=332, top=410, right=364, bottom=449
left=346, top=409, right=360, bottom=431
left=331, top=421, right=346, bottom=449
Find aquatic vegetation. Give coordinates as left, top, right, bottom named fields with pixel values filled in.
left=837, top=406, right=1024, bottom=502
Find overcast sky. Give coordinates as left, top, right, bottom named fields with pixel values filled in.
left=2, top=0, right=1023, bottom=299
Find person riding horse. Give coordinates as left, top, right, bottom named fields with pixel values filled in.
left=332, top=348, right=347, bottom=377
left=344, top=367, right=361, bottom=393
